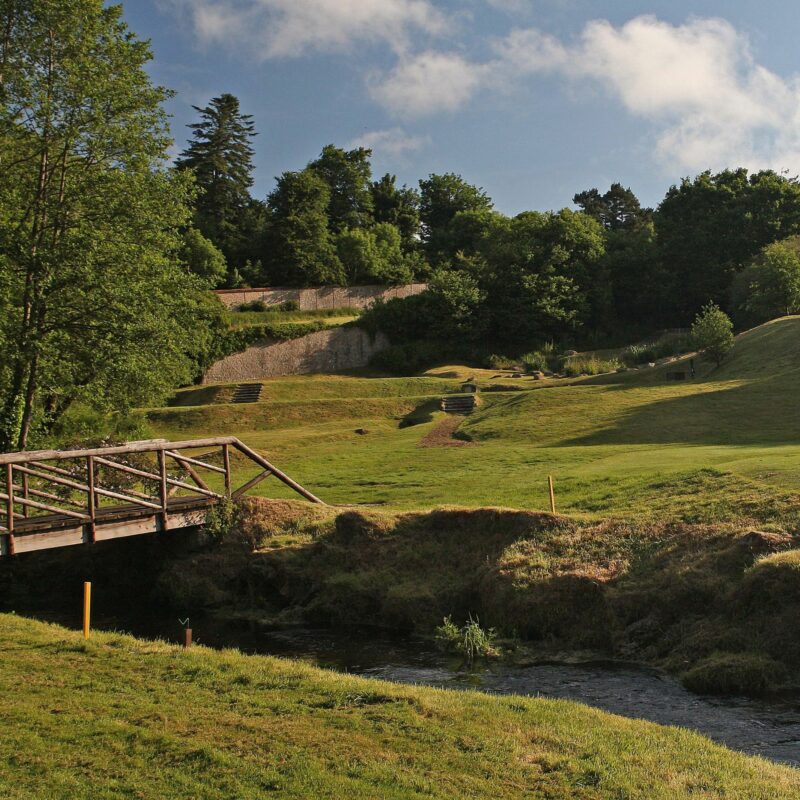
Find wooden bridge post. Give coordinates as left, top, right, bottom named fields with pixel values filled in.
left=86, top=456, right=97, bottom=544
left=157, top=449, right=168, bottom=531
left=5, top=465, right=15, bottom=556
left=222, top=444, right=232, bottom=498
left=21, top=472, right=29, bottom=519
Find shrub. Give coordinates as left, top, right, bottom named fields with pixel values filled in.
left=204, top=498, right=238, bottom=542
left=278, top=300, right=300, bottom=312
left=521, top=351, right=548, bottom=373
left=238, top=299, right=267, bottom=312
left=621, top=333, right=693, bottom=367
left=562, top=357, right=621, bottom=377
left=681, top=652, right=787, bottom=696
left=691, top=303, right=734, bottom=365
left=369, top=341, right=446, bottom=375
left=435, top=615, right=498, bottom=665
left=485, top=354, right=517, bottom=370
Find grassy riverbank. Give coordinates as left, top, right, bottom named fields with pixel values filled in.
left=148, top=316, right=800, bottom=524
left=0, top=613, right=797, bottom=799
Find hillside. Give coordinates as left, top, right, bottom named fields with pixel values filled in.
left=0, top=614, right=797, bottom=799
left=147, top=316, right=800, bottom=523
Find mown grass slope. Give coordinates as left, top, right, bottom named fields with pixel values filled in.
left=1, top=614, right=797, bottom=799
left=148, top=316, right=800, bottom=524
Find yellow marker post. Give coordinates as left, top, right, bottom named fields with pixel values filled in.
left=548, top=475, right=556, bottom=514
left=83, top=582, right=91, bottom=640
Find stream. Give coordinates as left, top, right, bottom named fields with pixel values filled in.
left=72, top=613, right=800, bottom=768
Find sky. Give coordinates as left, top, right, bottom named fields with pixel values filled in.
left=124, top=1, right=800, bottom=215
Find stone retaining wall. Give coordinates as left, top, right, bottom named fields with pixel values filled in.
left=203, top=326, right=389, bottom=383
left=215, top=283, right=427, bottom=311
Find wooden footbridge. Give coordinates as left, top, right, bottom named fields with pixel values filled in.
left=0, top=437, right=323, bottom=556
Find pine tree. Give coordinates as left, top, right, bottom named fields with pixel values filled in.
left=176, top=94, right=256, bottom=272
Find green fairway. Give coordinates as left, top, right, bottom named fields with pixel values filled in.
left=147, top=317, right=800, bottom=525
left=1, top=614, right=797, bottom=800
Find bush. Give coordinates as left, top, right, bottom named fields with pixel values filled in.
left=562, top=357, right=621, bottom=377
left=278, top=300, right=299, bottom=312
left=681, top=652, right=787, bottom=696
left=485, top=354, right=517, bottom=370
left=238, top=299, right=267, bottom=312
left=369, top=341, right=447, bottom=375
left=691, top=303, right=734, bottom=365
left=435, top=615, right=498, bottom=665
left=520, top=351, right=548, bottom=373
left=621, top=333, right=692, bottom=367
left=204, top=498, right=238, bottom=542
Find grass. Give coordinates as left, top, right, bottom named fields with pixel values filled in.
left=224, top=307, right=361, bottom=329
left=149, top=316, right=800, bottom=525
left=0, top=613, right=798, bottom=799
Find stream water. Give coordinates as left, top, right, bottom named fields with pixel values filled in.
left=74, top=613, right=800, bottom=768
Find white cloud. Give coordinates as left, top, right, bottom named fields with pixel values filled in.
left=369, top=51, right=491, bottom=116
left=347, top=128, right=430, bottom=158
left=166, top=0, right=447, bottom=59
left=373, top=15, right=800, bottom=172
left=525, top=15, right=800, bottom=173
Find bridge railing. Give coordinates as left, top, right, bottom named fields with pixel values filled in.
left=0, top=437, right=324, bottom=555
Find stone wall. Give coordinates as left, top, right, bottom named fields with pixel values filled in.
left=203, top=326, right=389, bottom=384
left=215, top=283, right=427, bottom=311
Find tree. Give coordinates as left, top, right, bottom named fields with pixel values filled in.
left=264, top=169, right=344, bottom=286
left=0, top=0, right=203, bottom=450
left=574, top=183, right=651, bottom=231
left=176, top=94, right=256, bottom=274
left=309, top=144, right=373, bottom=232
left=418, top=173, right=493, bottom=263
left=371, top=173, right=421, bottom=250
left=336, top=224, right=416, bottom=285
left=180, top=228, right=227, bottom=287
left=655, top=169, right=800, bottom=320
left=732, top=236, right=800, bottom=326
left=691, top=303, right=735, bottom=365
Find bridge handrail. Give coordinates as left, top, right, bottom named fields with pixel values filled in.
left=0, top=437, right=324, bottom=555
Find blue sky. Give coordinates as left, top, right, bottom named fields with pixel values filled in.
left=125, top=1, right=800, bottom=215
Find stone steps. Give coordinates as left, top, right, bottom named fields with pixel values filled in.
left=440, top=395, right=478, bottom=414
left=232, top=383, right=263, bottom=404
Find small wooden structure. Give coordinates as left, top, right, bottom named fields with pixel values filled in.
left=0, top=437, right=323, bottom=557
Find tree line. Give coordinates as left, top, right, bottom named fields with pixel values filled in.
left=181, top=95, right=800, bottom=346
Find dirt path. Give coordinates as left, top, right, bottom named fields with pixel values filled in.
left=418, top=415, right=475, bottom=448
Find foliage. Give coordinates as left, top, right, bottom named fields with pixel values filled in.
left=691, top=303, right=735, bottom=365
left=732, top=236, right=800, bottom=326
left=620, top=332, right=692, bottom=367
left=418, top=173, right=494, bottom=263
left=309, top=144, right=374, bottom=232
left=681, top=652, right=787, bottom=696
left=435, top=615, right=498, bottom=664
left=655, top=169, right=800, bottom=320
left=485, top=354, right=517, bottom=370
left=239, top=299, right=267, bottom=312
left=336, top=223, right=416, bottom=285
left=573, top=182, right=652, bottom=231
left=562, top=357, right=621, bottom=377
left=263, top=169, right=345, bottom=286
left=371, top=173, right=421, bottom=251
left=0, top=0, right=204, bottom=450
left=176, top=94, right=257, bottom=276
left=204, top=498, right=238, bottom=541
left=180, top=228, right=227, bottom=287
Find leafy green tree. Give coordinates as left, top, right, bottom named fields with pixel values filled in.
left=732, top=236, right=800, bottom=325
left=371, top=173, right=421, bottom=251
left=264, top=169, right=344, bottom=286
left=309, top=144, right=373, bottom=232
left=336, top=223, right=416, bottom=285
left=426, top=270, right=486, bottom=340
left=418, top=173, right=493, bottom=263
left=180, top=228, right=227, bottom=287
left=176, top=94, right=257, bottom=274
left=0, top=0, right=203, bottom=450
left=656, top=169, right=800, bottom=320
left=691, top=302, right=735, bottom=365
